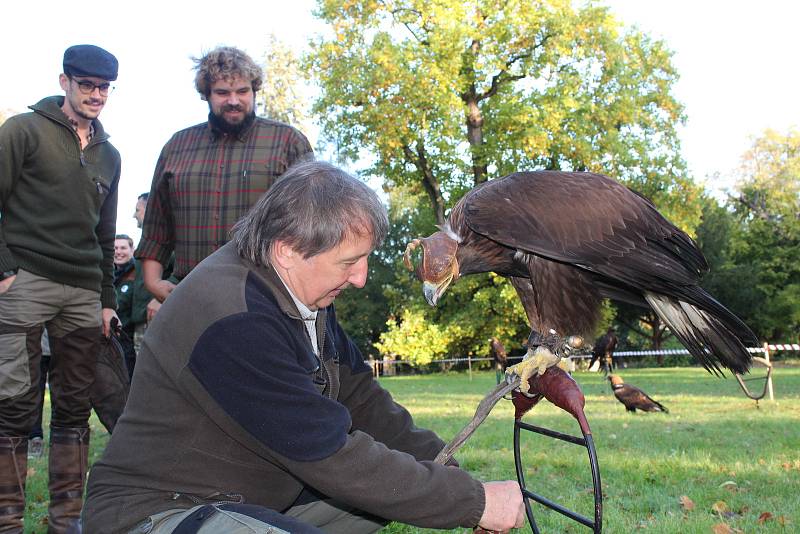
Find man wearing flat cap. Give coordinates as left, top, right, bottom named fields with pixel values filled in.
left=0, top=43, right=121, bottom=533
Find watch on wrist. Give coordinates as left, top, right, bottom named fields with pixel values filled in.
left=0, top=268, right=18, bottom=281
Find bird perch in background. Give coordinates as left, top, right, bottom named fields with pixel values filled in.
left=608, top=375, right=669, bottom=413
left=404, top=171, right=757, bottom=388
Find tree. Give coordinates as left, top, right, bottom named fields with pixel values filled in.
left=256, top=35, right=310, bottom=128
left=308, top=0, right=699, bottom=228
left=695, top=196, right=766, bottom=335
left=723, top=129, right=800, bottom=340
left=307, top=0, right=704, bottom=362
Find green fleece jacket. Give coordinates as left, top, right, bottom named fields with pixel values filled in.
left=0, top=96, right=120, bottom=308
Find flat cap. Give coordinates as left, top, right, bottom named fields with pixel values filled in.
left=63, top=44, right=118, bottom=81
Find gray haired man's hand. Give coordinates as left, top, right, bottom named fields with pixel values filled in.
left=477, top=480, right=525, bottom=532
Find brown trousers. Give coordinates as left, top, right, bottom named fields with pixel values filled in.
left=0, top=269, right=101, bottom=437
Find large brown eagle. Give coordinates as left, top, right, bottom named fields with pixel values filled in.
left=404, top=171, right=756, bottom=384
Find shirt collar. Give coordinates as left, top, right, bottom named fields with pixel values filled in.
left=67, top=116, right=94, bottom=143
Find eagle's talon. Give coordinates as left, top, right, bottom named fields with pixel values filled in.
left=505, top=345, right=561, bottom=394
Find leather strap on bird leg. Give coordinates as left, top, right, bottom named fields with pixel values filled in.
left=403, top=239, right=421, bottom=271
left=434, top=375, right=521, bottom=465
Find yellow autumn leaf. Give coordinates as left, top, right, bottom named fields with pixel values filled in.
left=711, top=501, right=729, bottom=514
left=711, top=524, right=733, bottom=534
left=679, top=495, right=695, bottom=511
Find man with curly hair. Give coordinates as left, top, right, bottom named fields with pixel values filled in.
left=136, top=46, right=313, bottom=306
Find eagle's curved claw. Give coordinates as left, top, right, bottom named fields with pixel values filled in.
left=507, top=330, right=585, bottom=393
left=506, top=346, right=561, bottom=394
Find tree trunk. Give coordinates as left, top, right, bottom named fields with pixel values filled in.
left=465, top=93, right=488, bottom=185
left=403, top=141, right=447, bottom=226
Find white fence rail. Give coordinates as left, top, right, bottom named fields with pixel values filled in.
left=371, top=342, right=799, bottom=368
left=371, top=342, right=794, bottom=401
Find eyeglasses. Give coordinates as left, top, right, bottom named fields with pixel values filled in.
left=70, top=77, right=114, bottom=96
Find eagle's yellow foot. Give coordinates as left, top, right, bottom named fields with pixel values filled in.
left=506, top=345, right=561, bottom=394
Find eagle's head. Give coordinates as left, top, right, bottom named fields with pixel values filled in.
left=608, top=375, right=624, bottom=387
left=403, top=231, right=460, bottom=306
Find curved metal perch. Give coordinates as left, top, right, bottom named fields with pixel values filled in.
left=735, top=356, right=773, bottom=403
left=434, top=365, right=603, bottom=533
left=512, top=367, right=602, bottom=533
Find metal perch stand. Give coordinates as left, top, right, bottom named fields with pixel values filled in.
left=434, top=366, right=603, bottom=533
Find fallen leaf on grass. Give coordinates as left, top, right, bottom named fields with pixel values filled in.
left=711, top=524, right=733, bottom=534
left=781, top=460, right=800, bottom=471
left=679, top=495, right=695, bottom=511
left=719, top=480, right=738, bottom=492
left=757, top=512, right=773, bottom=524
left=776, top=515, right=790, bottom=526
left=711, top=501, right=729, bottom=514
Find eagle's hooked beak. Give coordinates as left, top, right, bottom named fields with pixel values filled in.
left=423, top=276, right=453, bottom=306
left=406, top=232, right=460, bottom=306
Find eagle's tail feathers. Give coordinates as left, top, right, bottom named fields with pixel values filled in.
left=651, top=398, right=669, bottom=413
left=644, top=293, right=752, bottom=376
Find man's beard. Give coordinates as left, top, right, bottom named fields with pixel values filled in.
left=208, top=106, right=256, bottom=136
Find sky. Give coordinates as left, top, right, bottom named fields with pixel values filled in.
left=2, top=0, right=798, bottom=242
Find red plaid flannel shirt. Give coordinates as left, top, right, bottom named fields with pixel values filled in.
left=135, top=118, right=313, bottom=279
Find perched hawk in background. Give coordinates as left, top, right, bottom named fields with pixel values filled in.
left=404, top=171, right=756, bottom=385
left=608, top=375, right=669, bottom=413
left=489, top=337, right=509, bottom=372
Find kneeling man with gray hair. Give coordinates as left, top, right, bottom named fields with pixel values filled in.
left=83, top=161, right=523, bottom=533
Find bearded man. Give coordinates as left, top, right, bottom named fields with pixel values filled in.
left=135, top=46, right=313, bottom=305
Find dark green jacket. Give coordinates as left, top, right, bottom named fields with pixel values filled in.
left=0, top=96, right=120, bottom=308
left=115, top=259, right=153, bottom=328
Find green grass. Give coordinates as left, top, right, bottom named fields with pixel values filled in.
left=23, top=367, right=799, bottom=533
left=377, top=367, right=799, bottom=533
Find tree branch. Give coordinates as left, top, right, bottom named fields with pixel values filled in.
left=402, top=140, right=446, bottom=225
left=476, top=33, right=553, bottom=102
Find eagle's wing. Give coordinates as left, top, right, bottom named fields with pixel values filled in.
left=463, top=171, right=756, bottom=374
left=619, top=384, right=668, bottom=413
left=463, top=171, right=706, bottom=291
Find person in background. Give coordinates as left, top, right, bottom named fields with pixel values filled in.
left=136, top=45, right=313, bottom=306
left=114, top=234, right=138, bottom=375
left=114, top=234, right=134, bottom=271
left=0, top=44, right=120, bottom=533
left=133, top=192, right=171, bottom=327
left=133, top=192, right=148, bottom=229
left=84, top=161, right=524, bottom=534
left=27, top=331, right=52, bottom=459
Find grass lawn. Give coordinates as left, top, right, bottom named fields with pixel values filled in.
left=23, top=366, right=799, bottom=533
left=377, top=366, right=799, bottom=533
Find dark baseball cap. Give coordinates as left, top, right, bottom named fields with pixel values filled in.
left=63, top=44, right=118, bottom=81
